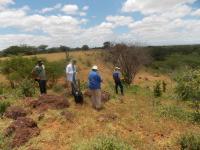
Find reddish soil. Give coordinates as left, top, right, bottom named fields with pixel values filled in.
left=4, top=106, right=28, bottom=120
left=97, top=113, right=118, bottom=122
left=28, top=94, right=70, bottom=112
left=4, top=117, right=40, bottom=148
left=60, top=111, right=75, bottom=122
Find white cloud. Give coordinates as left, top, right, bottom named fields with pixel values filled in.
left=0, top=0, right=14, bottom=10
left=82, top=6, right=89, bottom=11
left=191, top=9, right=200, bottom=16
left=106, top=15, right=134, bottom=26
left=122, top=0, right=196, bottom=14
left=127, top=12, right=200, bottom=45
left=39, top=3, right=62, bottom=13
left=0, top=0, right=14, bottom=6
left=62, top=4, right=79, bottom=15
left=0, top=1, right=200, bottom=50
left=79, top=12, right=86, bottom=16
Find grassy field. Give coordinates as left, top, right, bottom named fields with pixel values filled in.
left=0, top=51, right=199, bottom=150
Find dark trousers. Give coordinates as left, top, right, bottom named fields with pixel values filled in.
left=71, top=82, right=76, bottom=95
left=115, top=80, right=124, bottom=95
left=39, top=80, right=47, bottom=94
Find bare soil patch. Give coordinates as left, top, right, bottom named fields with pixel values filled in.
left=97, top=113, right=118, bottom=122
left=60, top=111, right=75, bottom=122
left=4, top=106, right=28, bottom=120
left=28, top=94, right=70, bottom=112
left=4, top=117, right=40, bottom=148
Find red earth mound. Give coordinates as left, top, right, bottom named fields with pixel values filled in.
left=84, top=90, right=111, bottom=102
left=28, top=94, right=70, bottom=112
left=4, top=117, right=40, bottom=148
left=4, top=106, right=28, bottom=120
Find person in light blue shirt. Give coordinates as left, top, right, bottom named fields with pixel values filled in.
left=88, top=65, right=102, bottom=110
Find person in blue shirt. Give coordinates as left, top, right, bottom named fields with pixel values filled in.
left=88, top=65, right=102, bottom=110
left=113, top=67, right=124, bottom=95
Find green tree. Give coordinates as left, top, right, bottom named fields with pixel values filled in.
left=82, top=45, right=89, bottom=50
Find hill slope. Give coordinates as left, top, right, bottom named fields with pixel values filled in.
left=0, top=51, right=199, bottom=150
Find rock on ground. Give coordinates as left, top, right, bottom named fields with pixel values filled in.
left=4, top=117, right=40, bottom=148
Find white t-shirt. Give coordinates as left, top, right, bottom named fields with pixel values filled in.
left=66, top=63, right=76, bottom=82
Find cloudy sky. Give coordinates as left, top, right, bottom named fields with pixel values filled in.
left=0, top=0, right=200, bottom=50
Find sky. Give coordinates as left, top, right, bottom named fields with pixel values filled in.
left=0, top=0, right=200, bottom=50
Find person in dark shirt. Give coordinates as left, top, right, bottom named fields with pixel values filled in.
left=113, top=67, right=124, bottom=95
left=32, top=60, right=47, bottom=95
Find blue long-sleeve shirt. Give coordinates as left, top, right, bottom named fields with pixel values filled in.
left=88, top=71, right=102, bottom=90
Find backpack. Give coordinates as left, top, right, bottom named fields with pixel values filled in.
left=72, top=79, right=83, bottom=104
left=113, top=72, right=120, bottom=81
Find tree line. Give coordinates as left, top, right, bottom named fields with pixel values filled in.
left=1, top=42, right=200, bottom=61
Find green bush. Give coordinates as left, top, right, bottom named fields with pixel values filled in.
left=179, top=133, right=200, bottom=150
left=1, top=56, right=39, bottom=88
left=73, top=136, right=132, bottom=150
left=175, top=69, right=200, bottom=120
left=150, top=53, right=200, bottom=73
left=0, top=101, right=10, bottom=116
left=19, top=78, right=36, bottom=97
left=158, top=105, right=192, bottom=121
left=175, top=69, right=200, bottom=101
left=52, top=84, right=64, bottom=93
left=46, top=60, right=65, bottom=88
left=154, top=81, right=162, bottom=97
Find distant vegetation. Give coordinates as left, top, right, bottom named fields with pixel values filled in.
left=149, top=45, right=200, bottom=73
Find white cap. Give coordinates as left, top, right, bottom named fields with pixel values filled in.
left=92, top=65, right=98, bottom=70
left=115, top=67, right=120, bottom=70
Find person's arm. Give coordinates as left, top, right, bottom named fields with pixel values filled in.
left=97, top=74, right=103, bottom=83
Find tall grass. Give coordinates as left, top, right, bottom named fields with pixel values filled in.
left=73, top=135, right=132, bottom=150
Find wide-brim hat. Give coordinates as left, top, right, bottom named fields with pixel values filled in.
left=92, top=65, right=98, bottom=70
left=115, top=67, right=120, bottom=70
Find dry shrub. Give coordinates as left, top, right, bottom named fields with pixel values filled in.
left=106, top=43, right=151, bottom=84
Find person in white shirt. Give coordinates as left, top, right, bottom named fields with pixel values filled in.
left=66, top=59, right=77, bottom=95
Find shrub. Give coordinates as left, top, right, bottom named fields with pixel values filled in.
left=73, top=135, right=132, bottom=150
left=19, top=78, right=36, bottom=97
left=179, top=133, right=200, bottom=150
left=175, top=69, right=200, bottom=119
left=46, top=60, right=65, bottom=88
left=0, top=101, right=10, bottom=116
left=154, top=81, right=162, bottom=97
left=175, top=69, right=200, bottom=100
left=158, top=105, right=192, bottom=121
left=52, top=84, right=64, bottom=93
left=1, top=56, right=39, bottom=88
left=106, top=43, right=151, bottom=85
